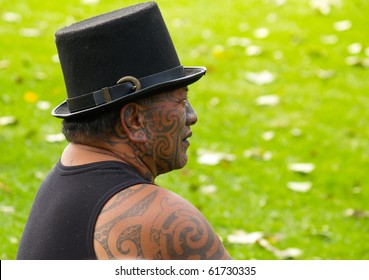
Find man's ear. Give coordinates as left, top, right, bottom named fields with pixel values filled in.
left=119, top=103, right=147, bottom=143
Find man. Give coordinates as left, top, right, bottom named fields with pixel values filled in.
left=17, top=2, right=231, bottom=260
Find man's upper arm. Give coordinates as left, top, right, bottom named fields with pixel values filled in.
left=94, top=184, right=231, bottom=260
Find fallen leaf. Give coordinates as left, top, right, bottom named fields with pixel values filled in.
left=271, top=0, right=287, bottom=6
left=200, top=185, right=217, bottom=194
left=269, top=118, right=289, bottom=128
left=9, top=237, right=18, bottom=244
left=274, top=247, right=303, bottom=259
left=288, top=163, right=315, bottom=174
left=19, top=28, right=41, bottom=38
left=34, top=71, right=46, bottom=81
left=0, top=205, right=15, bottom=214
left=333, top=20, right=352, bottom=32
left=287, top=181, right=312, bottom=193
left=258, top=238, right=302, bottom=259
left=245, top=45, right=263, bottom=56
left=0, top=59, right=10, bottom=69
left=345, top=56, right=360, bottom=66
left=316, top=69, right=335, bottom=79
left=37, top=101, right=51, bottom=111
left=51, top=54, right=60, bottom=64
left=81, top=0, right=100, bottom=5
left=256, top=94, right=280, bottom=106
left=344, top=208, right=369, bottom=218
left=345, top=56, right=369, bottom=68
left=320, top=34, right=338, bottom=45
left=2, top=12, right=21, bottom=23
left=347, top=43, right=362, bottom=54
left=227, top=37, right=251, bottom=47
left=35, top=171, right=46, bottom=180
left=0, top=116, right=17, bottom=126
left=197, top=149, right=236, bottom=166
left=227, top=230, right=264, bottom=244
left=45, top=133, right=65, bottom=143
left=254, top=28, right=270, bottom=39
left=246, top=70, right=275, bottom=85
left=244, top=148, right=272, bottom=161
left=262, top=131, right=275, bottom=141
left=360, top=58, right=369, bottom=68
left=290, top=128, right=303, bottom=137
left=310, top=0, right=338, bottom=15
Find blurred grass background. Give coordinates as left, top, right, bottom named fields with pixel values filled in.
left=1, top=0, right=369, bottom=259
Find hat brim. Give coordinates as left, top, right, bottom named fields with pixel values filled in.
left=52, top=66, right=206, bottom=119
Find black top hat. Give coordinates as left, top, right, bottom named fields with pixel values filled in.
left=52, top=1, right=206, bottom=119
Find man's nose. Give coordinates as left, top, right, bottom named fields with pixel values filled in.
left=186, top=102, right=198, bottom=126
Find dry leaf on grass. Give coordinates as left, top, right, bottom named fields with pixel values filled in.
left=0, top=59, right=10, bottom=69
left=20, top=28, right=41, bottom=38
left=0, top=116, right=17, bottom=126
left=245, top=70, right=275, bottom=85
left=256, top=94, right=280, bottom=106
left=81, top=0, right=100, bottom=5
left=197, top=149, right=236, bottom=166
left=333, top=20, right=352, bottom=32
left=2, top=12, right=22, bottom=23
left=200, top=185, right=217, bottom=194
left=320, top=34, right=338, bottom=45
left=287, top=181, right=312, bottom=193
left=37, top=101, right=51, bottom=111
left=0, top=205, right=15, bottom=214
left=227, top=230, right=264, bottom=245
left=262, top=131, right=275, bottom=141
left=344, top=208, right=369, bottom=218
left=245, top=45, right=263, bottom=56
left=244, top=148, right=272, bottom=161
left=347, top=43, right=362, bottom=55
left=258, top=238, right=302, bottom=259
left=254, top=28, right=270, bottom=39
left=288, top=163, right=315, bottom=174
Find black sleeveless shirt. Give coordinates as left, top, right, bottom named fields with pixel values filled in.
left=17, top=160, right=152, bottom=260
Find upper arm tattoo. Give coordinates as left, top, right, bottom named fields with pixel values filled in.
left=94, top=188, right=158, bottom=259
left=151, top=197, right=227, bottom=260
left=94, top=186, right=230, bottom=260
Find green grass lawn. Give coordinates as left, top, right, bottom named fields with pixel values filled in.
left=1, top=0, right=369, bottom=259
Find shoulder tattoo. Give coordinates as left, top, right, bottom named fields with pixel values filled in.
left=94, top=185, right=230, bottom=260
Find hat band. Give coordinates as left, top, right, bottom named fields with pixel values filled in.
left=67, top=65, right=185, bottom=113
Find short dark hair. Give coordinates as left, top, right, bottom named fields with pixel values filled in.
left=62, top=109, right=120, bottom=143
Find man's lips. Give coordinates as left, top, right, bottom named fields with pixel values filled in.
left=183, top=131, right=192, bottom=141
left=182, top=131, right=192, bottom=146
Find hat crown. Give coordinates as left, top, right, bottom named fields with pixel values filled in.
left=55, top=1, right=180, bottom=98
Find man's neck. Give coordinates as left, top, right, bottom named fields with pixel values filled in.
left=61, top=143, right=155, bottom=182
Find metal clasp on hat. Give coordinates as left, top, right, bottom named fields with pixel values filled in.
left=116, top=76, right=141, bottom=92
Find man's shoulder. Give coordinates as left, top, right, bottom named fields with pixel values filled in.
left=93, top=183, right=231, bottom=260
